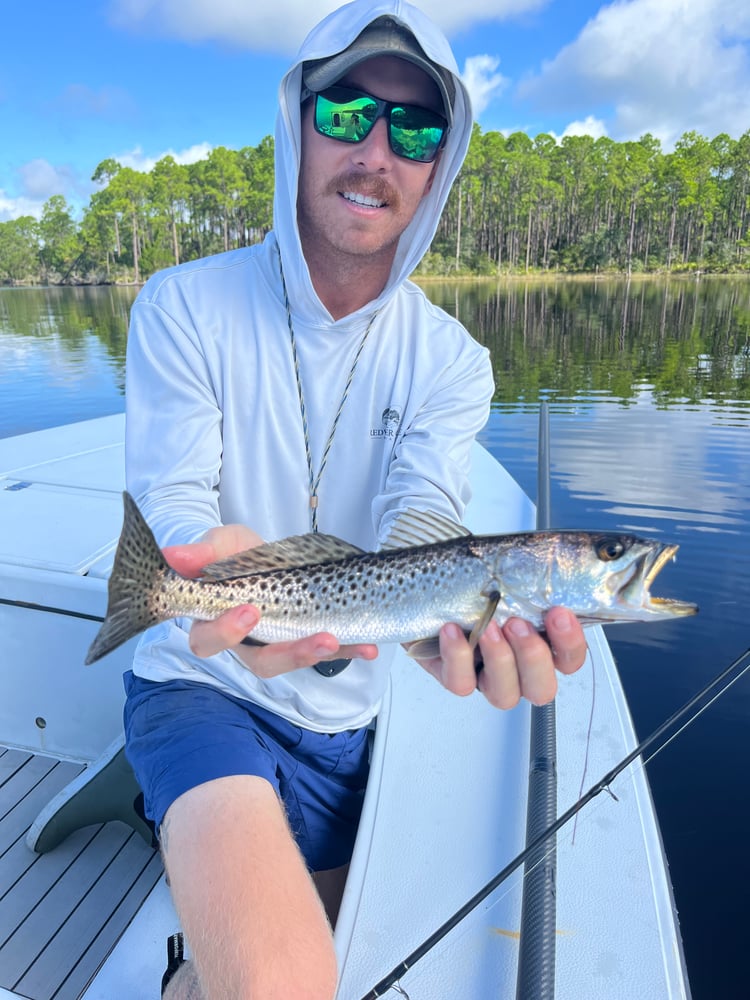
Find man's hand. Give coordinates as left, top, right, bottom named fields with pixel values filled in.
left=410, top=607, right=587, bottom=708
left=163, top=525, right=378, bottom=678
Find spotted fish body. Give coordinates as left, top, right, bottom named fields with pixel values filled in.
left=84, top=492, right=697, bottom=665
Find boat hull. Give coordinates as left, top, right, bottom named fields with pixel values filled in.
left=0, top=417, right=690, bottom=999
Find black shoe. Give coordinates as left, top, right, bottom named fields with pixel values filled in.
left=161, top=932, right=186, bottom=996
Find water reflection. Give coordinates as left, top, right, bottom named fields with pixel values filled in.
left=2, top=279, right=748, bottom=426
left=424, top=277, right=750, bottom=410
left=0, top=285, right=132, bottom=349
left=0, top=286, right=133, bottom=435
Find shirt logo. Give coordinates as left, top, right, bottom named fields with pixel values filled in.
left=370, top=406, right=402, bottom=439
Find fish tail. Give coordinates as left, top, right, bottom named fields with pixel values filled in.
left=85, top=492, right=173, bottom=664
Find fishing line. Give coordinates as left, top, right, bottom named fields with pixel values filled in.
left=359, top=645, right=750, bottom=1000
left=639, top=656, right=750, bottom=770
left=571, top=652, right=597, bottom=846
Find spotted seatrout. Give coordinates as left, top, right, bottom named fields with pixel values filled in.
left=85, top=491, right=697, bottom=665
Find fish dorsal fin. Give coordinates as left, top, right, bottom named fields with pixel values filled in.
left=201, top=533, right=365, bottom=580
left=380, top=508, right=471, bottom=551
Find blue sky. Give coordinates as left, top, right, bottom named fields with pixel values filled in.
left=2, top=0, right=749, bottom=221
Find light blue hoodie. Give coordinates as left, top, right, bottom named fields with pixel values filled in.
left=125, top=0, right=494, bottom=730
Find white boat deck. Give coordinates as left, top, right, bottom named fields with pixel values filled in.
left=0, top=416, right=691, bottom=999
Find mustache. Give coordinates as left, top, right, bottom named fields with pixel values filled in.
left=327, top=173, right=400, bottom=209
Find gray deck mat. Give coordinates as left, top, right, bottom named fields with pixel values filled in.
left=0, top=745, right=162, bottom=999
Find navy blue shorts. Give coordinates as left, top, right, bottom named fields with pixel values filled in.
left=122, top=671, right=370, bottom=872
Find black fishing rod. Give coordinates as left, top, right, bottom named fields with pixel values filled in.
left=516, top=400, right=558, bottom=1000
left=359, top=645, right=750, bottom=1000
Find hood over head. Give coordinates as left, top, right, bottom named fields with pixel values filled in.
left=274, top=0, right=473, bottom=326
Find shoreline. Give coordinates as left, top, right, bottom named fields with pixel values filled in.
left=4, top=270, right=750, bottom=289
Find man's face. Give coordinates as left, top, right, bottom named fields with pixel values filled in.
left=297, top=55, right=443, bottom=267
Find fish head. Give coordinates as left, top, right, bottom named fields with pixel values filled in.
left=552, top=532, right=699, bottom=623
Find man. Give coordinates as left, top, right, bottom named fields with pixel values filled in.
left=123, top=1, right=587, bottom=996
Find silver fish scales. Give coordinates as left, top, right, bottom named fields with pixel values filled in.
left=85, top=492, right=697, bottom=665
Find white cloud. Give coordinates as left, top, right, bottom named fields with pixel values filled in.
left=531, top=116, right=608, bottom=144
left=0, top=144, right=216, bottom=223
left=114, top=142, right=214, bottom=174
left=418, top=0, right=548, bottom=34
left=18, top=160, right=78, bottom=200
left=0, top=161, right=86, bottom=222
left=110, top=0, right=347, bottom=51
left=461, top=55, right=508, bottom=117
left=559, top=115, right=608, bottom=140
left=108, top=0, right=547, bottom=51
left=0, top=191, right=45, bottom=223
left=517, top=0, right=750, bottom=146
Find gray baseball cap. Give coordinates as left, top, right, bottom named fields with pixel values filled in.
left=302, top=16, right=455, bottom=126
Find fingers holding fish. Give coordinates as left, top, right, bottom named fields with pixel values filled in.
left=411, top=622, right=528, bottom=706
left=231, top=632, right=379, bottom=679
left=543, top=606, right=588, bottom=676
left=474, top=622, right=522, bottom=709
left=431, top=623, right=479, bottom=697
left=498, top=618, right=560, bottom=706
left=163, top=540, right=219, bottom=579
left=163, top=523, right=264, bottom=579
left=489, top=610, right=586, bottom=706
left=414, top=612, right=587, bottom=709
left=189, top=609, right=379, bottom=677
left=188, top=604, right=261, bottom=658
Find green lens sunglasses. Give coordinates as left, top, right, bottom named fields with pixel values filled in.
left=312, top=85, right=448, bottom=164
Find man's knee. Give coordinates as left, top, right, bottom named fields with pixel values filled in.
left=156, top=776, right=338, bottom=1000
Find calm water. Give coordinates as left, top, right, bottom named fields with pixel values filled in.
left=2, top=279, right=749, bottom=998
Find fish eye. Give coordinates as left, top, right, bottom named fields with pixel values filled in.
left=595, top=537, right=626, bottom=561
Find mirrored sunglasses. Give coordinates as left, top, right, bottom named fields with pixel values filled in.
left=312, top=85, right=448, bottom=164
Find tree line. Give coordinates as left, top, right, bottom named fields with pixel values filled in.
left=1, top=126, right=750, bottom=284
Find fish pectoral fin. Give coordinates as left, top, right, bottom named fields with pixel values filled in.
left=202, top=533, right=365, bottom=579
left=405, top=589, right=501, bottom=662
left=380, top=508, right=471, bottom=551
left=405, top=635, right=450, bottom=660
left=468, top=589, right=501, bottom=649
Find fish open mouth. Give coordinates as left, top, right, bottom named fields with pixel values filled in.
left=626, top=543, right=697, bottom=617
left=644, top=543, right=679, bottom=590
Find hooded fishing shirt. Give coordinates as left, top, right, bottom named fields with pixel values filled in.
left=125, top=0, right=495, bottom=732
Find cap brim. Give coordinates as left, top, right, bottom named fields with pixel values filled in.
left=302, top=20, right=453, bottom=126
